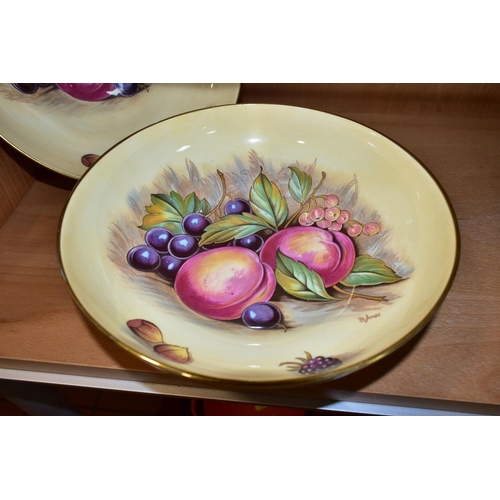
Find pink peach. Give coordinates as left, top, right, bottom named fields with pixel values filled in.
left=260, top=226, right=356, bottom=287
left=56, top=83, right=115, bottom=101
left=174, top=247, right=276, bottom=320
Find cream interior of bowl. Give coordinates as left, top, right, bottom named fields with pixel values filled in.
left=59, top=104, right=458, bottom=385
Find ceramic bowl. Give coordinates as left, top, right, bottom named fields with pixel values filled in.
left=58, top=104, right=459, bottom=387
left=0, top=83, right=240, bottom=179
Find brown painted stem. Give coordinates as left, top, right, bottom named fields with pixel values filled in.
left=206, top=170, right=228, bottom=218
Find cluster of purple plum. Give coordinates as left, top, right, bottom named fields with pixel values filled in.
left=298, top=194, right=380, bottom=237
left=11, top=83, right=142, bottom=101
left=127, top=198, right=283, bottom=330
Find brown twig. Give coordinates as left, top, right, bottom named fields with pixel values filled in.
left=206, top=170, right=228, bottom=218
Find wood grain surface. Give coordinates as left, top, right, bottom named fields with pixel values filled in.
left=0, top=139, right=36, bottom=227
left=238, top=83, right=500, bottom=117
left=1, top=84, right=500, bottom=407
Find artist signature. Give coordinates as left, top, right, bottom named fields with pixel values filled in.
left=358, top=313, right=381, bottom=323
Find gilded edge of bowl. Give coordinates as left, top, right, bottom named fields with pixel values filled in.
left=56, top=103, right=461, bottom=390
left=0, top=134, right=79, bottom=179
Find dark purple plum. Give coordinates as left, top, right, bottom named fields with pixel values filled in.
left=12, top=83, right=38, bottom=94
left=114, top=83, right=140, bottom=97
left=168, top=234, right=199, bottom=260
left=156, top=255, right=184, bottom=282
left=233, top=234, right=264, bottom=253
left=127, top=245, right=161, bottom=272
left=224, top=198, right=252, bottom=215
left=145, top=228, right=173, bottom=254
left=241, top=302, right=282, bottom=330
left=181, top=213, right=211, bottom=237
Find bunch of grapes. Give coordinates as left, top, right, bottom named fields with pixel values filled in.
left=298, top=356, right=341, bottom=375
left=298, top=194, right=380, bottom=237
left=127, top=214, right=212, bottom=281
left=280, top=353, right=342, bottom=375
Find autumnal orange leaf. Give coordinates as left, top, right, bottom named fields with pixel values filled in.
left=154, top=343, right=191, bottom=363
left=127, top=319, right=163, bottom=343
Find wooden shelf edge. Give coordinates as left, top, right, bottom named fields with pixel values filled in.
left=1, top=360, right=498, bottom=416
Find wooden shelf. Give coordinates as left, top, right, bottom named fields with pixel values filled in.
left=1, top=84, right=500, bottom=415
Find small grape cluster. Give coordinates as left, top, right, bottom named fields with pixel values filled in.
left=298, top=194, right=380, bottom=237
left=280, top=353, right=342, bottom=375
left=127, top=227, right=189, bottom=282
left=128, top=216, right=211, bottom=281
left=298, top=356, right=341, bottom=375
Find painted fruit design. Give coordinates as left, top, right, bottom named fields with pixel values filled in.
left=11, top=83, right=144, bottom=101
left=125, top=159, right=403, bottom=331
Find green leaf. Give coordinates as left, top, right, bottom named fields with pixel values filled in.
left=341, top=255, right=403, bottom=287
left=198, top=213, right=274, bottom=246
left=166, top=191, right=187, bottom=215
left=199, top=199, right=211, bottom=215
left=139, top=191, right=211, bottom=232
left=249, top=172, right=288, bottom=230
left=184, top=192, right=198, bottom=214
left=275, top=250, right=338, bottom=301
left=150, top=194, right=184, bottom=220
left=139, top=218, right=184, bottom=234
left=184, top=192, right=211, bottom=215
left=139, top=198, right=182, bottom=232
left=288, top=166, right=312, bottom=203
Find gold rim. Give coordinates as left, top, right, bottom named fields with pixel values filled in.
left=1, top=83, right=241, bottom=180
left=0, top=134, right=79, bottom=179
left=56, top=103, right=461, bottom=390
